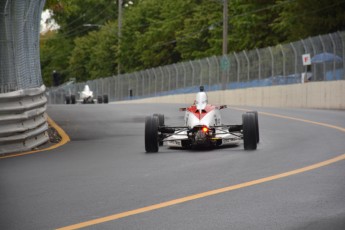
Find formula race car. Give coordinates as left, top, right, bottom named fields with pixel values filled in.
left=65, top=85, right=109, bottom=104
left=145, top=86, right=259, bottom=153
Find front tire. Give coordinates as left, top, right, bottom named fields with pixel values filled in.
left=247, top=111, right=259, bottom=143
left=103, top=95, right=109, bottom=104
left=242, top=113, right=257, bottom=150
left=153, top=114, right=164, bottom=146
left=145, top=116, right=159, bottom=153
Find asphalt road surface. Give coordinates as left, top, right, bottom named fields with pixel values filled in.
left=1, top=103, right=345, bottom=230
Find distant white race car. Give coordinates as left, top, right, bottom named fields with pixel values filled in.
left=65, top=85, right=109, bottom=104
left=145, top=86, right=259, bottom=152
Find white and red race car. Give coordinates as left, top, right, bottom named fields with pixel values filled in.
left=145, top=86, right=259, bottom=152
left=65, top=85, right=109, bottom=104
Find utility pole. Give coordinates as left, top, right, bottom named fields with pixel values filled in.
left=221, top=0, right=228, bottom=90
left=118, top=0, right=123, bottom=75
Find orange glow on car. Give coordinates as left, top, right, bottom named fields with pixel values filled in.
left=202, top=127, right=208, bottom=133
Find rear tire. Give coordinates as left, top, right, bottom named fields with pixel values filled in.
left=145, top=116, right=159, bottom=153
left=242, top=113, right=257, bottom=150
left=65, top=95, right=71, bottom=104
left=71, top=95, right=76, bottom=104
left=247, top=111, right=259, bottom=143
left=97, top=95, right=103, bottom=104
left=103, top=95, right=109, bottom=104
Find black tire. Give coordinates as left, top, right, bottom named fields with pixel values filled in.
left=145, top=116, right=159, bottom=153
left=97, top=95, right=103, bottom=104
left=247, top=111, right=259, bottom=143
left=103, top=95, right=109, bottom=104
left=153, top=114, right=164, bottom=146
left=65, top=95, right=71, bottom=104
left=71, top=95, right=76, bottom=104
left=242, top=113, right=257, bottom=150
left=153, top=113, right=165, bottom=126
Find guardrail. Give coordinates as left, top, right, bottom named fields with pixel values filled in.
left=0, top=85, right=48, bottom=155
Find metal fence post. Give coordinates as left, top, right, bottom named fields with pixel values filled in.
left=214, top=56, right=220, bottom=85
left=190, top=60, right=195, bottom=87
left=141, top=71, right=145, bottom=97
left=168, top=66, right=171, bottom=92
left=198, top=59, right=202, bottom=86
left=159, top=67, right=164, bottom=93
left=338, top=31, right=345, bottom=77
left=233, top=52, right=240, bottom=82
left=243, top=50, right=250, bottom=81
left=290, top=43, right=297, bottom=76
left=174, top=64, right=178, bottom=90
left=319, top=35, right=327, bottom=80
left=206, top=58, right=211, bottom=88
left=134, top=72, right=138, bottom=98
left=182, top=62, right=186, bottom=88
left=256, top=48, right=261, bottom=80
left=153, top=68, right=157, bottom=96
left=329, top=33, right=336, bottom=79
left=268, top=47, right=274, bottom=82
left=280, top=45, right=286, bottom=77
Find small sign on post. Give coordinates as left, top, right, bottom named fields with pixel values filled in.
left=302, top=54, right=311, bottom=83
left=302, top=54, right=311, bottom=66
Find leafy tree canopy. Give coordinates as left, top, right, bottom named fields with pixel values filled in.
left=41, top=0, right=345, bottom=86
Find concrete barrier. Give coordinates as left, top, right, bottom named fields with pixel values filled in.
left=0, top=85, right=48, bottom=155
left=115, top=80, right=345, bottom=109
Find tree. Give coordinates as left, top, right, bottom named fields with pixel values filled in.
left=228, top=0, right=279, bottom=51
left=45, top=0, right=117, bottom=39
left=272, top=0, right=345, bottom=42
left=121, top=0, right=189, bottom=72
left=175, top=0, right=223, bottom=60
left=40, top=31, right=73, bottom=86
left=68, top=22, right=117, bottom=81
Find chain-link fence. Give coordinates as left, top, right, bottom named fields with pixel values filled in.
left=48, top=31, right=345, bottom=104
left=0, top=0, right=47, bottom=155
left=0, top=0, right=45, bottom=93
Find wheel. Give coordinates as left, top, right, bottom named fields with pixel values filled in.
left=145, top=116, right=159, bottom=153
left=247, top=111, right=259, bottom=143
left=103, top=95, right=109, bottom=104
left=71, top=95, right=76, bottom=104
left=97, top=95, right=103, bottom=104
left=242, top=113, right=257, bottom=150
left=153, top=114, right=164, bottom=146
left=65, top=95, right=71, bottom=104
left=153, top=113, right=164, bottom=126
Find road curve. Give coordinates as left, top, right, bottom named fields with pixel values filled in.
left=1, top=104, right=345, bottom=230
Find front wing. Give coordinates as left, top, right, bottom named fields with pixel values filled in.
left=163, top=126, right=241, bottom=148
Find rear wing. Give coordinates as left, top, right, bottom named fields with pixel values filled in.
left=180, top=105, right=227, bottom=111
left=217, top=105, right=227, bottom=110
